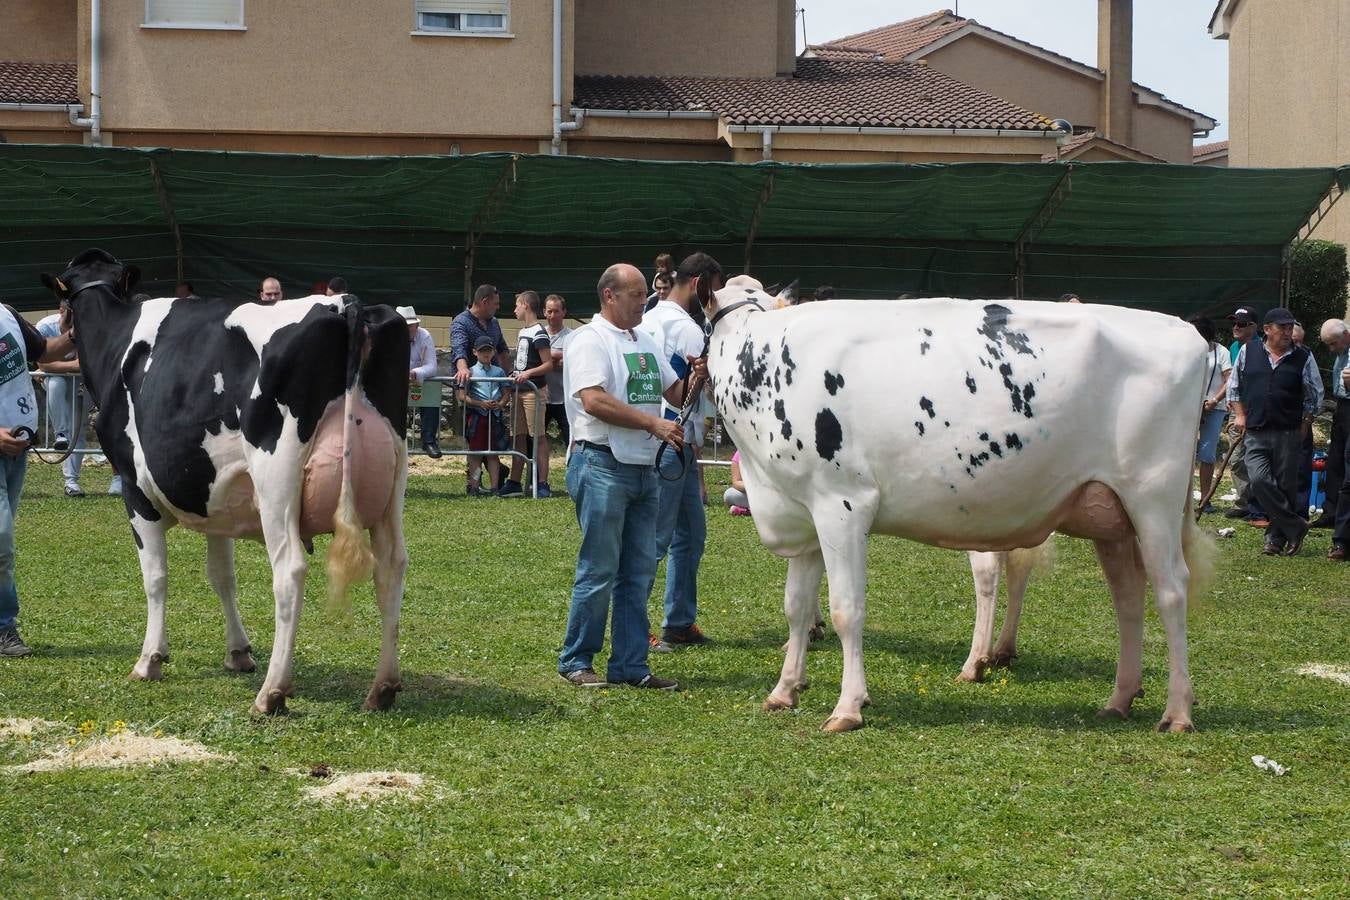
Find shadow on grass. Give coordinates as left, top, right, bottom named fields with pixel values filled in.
left=284, top=663, right=555, bottom=721
left=32, top=641, right=140, bottom=660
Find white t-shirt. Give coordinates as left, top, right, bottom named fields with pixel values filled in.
left=638, top=300, right=705, bottom=435
left=0, top=306, right=40, bottom=433
left=564, top=315, right=677, bottom=465
left=545, top=325, right=571, bottom=404
left=1203, top=344, right=1231, bottom=409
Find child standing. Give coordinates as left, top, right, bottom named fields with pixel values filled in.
left=459, top=336, right=507, bottom=495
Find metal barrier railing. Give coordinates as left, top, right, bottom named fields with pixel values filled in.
left=407, top=375, right=546, bottom=498
left=29, top=372, right=102, bottom=458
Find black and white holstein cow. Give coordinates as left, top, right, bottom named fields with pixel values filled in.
left=43, top=250, right=410, bottom=714
left=704, top=277, right=1212, bottom=733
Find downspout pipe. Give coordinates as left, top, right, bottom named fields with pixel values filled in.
left=68, top=0, right=101, bottom=145
left=550, top=0, right=582, bottom=154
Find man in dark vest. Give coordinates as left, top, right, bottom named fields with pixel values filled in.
left=1227, top=307, right=1324, bottom=556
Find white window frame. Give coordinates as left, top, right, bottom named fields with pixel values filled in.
left=411, top=1, right=511, bottom=38
left=142, top=0, right=246, bottom=31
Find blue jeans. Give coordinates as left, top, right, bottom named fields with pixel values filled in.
left=654, top=448, right=706, bottom=630
left=558, top=446, right=659, bottom=682
left=0, top=453, right=29, bottom=629
left=46, top=374, right=89, bottom=485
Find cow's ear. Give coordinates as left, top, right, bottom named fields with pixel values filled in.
left=41, top=273, right=69, bottom=299
left=121, top=265, right=141, bottom=295
left=777, top=279, right=799, bottom=307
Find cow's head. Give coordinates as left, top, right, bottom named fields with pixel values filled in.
left=704, top=275, right=797, bottom=330
left=41, top=248, right=140, bottom=305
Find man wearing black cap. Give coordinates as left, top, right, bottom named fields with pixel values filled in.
left=1222, top=306, right=1260, bottom=519
left=1227, top=307, right=1324, bottom=556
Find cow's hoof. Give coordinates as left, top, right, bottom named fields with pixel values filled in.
left=1133, top=687, right=1146, bottom=699
left=989, top=649, right=1017, bottom=668
left=363, top=681, right=403, bottom=712
left=763, top=691, right=798, bottom=712
left=956, top=659, right=989, bottom=683
left=821, top=714, right=864, bottom=733
left=808, top=622, right=827, bottom=642
left=129, top=652, right=166, bottom=682
left=224, top=646, right=256, bottom=673
left=1156, top=717, right=1195, bottom=734
left=1096, top=705, right=1129, bottom=720
left=253, top=688, right=291, bottom=716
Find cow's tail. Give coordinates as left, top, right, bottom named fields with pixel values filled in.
left=327, top=302, right=375, bottom=617
left=1007, top=535, right=1055, bottom=580
left=1181, top=495, right=1216, bottom=605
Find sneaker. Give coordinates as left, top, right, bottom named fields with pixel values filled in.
left=619, top=673, right=679, bottom=691
left=662, top=624, right=710, bottom=646
left=108, top=476, right=123, bottom=496
left=729, top=505, right=750, bottom=516
left=1328, top=543, right=1347, bottom=561
left=648, top=634, right=673, bottom=653
left=0, top=626, right=32, bottom=658
left=535, top=482, right=552, bottom=499
left=498, top=480, right=524, bottom=498
left=561, top=668, right=610, bottom=687
left=1199, top=503, right=1218, bottom=515
left=466, top=481, right=481, bottom=496
left=52, top=432, right=69, bottom=452
left=1223, top=506, right=1250, bottom=519
left=64, top=484, right=85, bottom=498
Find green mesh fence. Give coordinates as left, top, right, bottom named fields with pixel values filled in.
left=1, top=144, right=1344, bottom=317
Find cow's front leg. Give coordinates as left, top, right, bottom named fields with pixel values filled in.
left=253, top=525, right=307, bottom=715
left=990, top=549, right=1034, bottom=667
left=129, top=514, right=171, bottom=681
left=819, top=520, right=872, bottom=733
left=958, top=551, right=1002, bottom=682
left=363, top=465, right=407, bottom=712
left=206, top=535, right=254, bottom=673
left=766, top=548, right=824, bottom=712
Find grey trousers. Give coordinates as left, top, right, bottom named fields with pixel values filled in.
left=1228, top=429, right=1250, bottom=504
left=1245, top=428, right=1306, bottom=545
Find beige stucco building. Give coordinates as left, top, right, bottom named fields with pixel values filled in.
left=1210, top=0, right=1349, bottom=248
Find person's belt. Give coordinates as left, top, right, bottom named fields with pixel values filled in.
left=577, top=440, right=613, bottom=455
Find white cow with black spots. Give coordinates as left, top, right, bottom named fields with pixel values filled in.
left=704, top=277, right=1212, bottom=733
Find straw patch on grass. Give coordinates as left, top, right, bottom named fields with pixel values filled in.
left=302, top=769, right=432, bottom=804
left=1294, top=663, right=1350, bottom=686
left=7, top=732, right=230, bottom=773
left=0, top=717, right=63, bottom=740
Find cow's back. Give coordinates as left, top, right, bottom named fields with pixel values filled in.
left=711, top=298, right=1206, bottom=548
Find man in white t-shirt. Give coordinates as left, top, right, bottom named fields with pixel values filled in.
left=637, top=251, right=722, bottom=651
left=557, top=263, right=705, bottom=690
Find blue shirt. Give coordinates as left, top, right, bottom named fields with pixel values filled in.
left=451, top=310, right=508, bottom=371
left=467, top=362, right=505, bottom=405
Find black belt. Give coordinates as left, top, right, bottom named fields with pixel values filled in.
left=577, top=440, right=612, bottom=456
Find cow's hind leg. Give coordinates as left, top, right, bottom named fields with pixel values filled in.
left=364, top=483, right=407, bottom=712
left=1135, top=525, right=1195, bottom=733
left=990, top=548, right=1035, bottom=668
left=129, top=514, right=171, bottom=681
left=206, top=535, right=255, bottom=673
left=252, top=492, right=308, bottom=715
left=765, top=548, right=824, bottom=712
left=1093, top=537, right=1147, bottom=720
left=958, top=551, right=1003, bottom=682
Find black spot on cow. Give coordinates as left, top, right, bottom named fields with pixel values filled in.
left=131, top=526, right=144, bottom=550
left=795, top=438, right=803, bottom=451
left=736, top=335, right=769, bottom=398
left=965, top=373, right=977, bottom=394
left=922, top=328, right=933, bottom=337
left=914, top=420, right=925, bottom=436
left=774, top=398, right=787, bottom=421
left=1005, top=432, right=1023, bottom=451
left=824, top=370, right=845, bottom=395
left=781, top=342, right=797, bottom=385
left=815, top=409, right=843, bottom=461
left=843, top=500, right=852, bottom=511
left=919, top=397, right=936, bottom=419
left=781, top=419, right=792, bottom=440
left=978, top=432, right=989, bottom=441
left=998, top=362, right=1027, bottom=416
left=978, top=304, right=1036, bottom=357
left=1022, top=383, right=1036, bottom=418
left=773, top=369, right=781, bottom=392
left=920, top=342, right=930, bottom=355
left=943, top=420, right=950, bottom=428
left=989, top=441, right=1002, bottom=457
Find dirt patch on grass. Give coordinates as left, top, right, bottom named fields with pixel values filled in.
left=302, top=769, right=431, bottom=804
left=1294, top=663, right=1350, bottom=686
left=0, top=717, right=63, bottom=740
left=7, top=732, right=230, bottom=773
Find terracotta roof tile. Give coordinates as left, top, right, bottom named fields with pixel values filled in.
left=1193, top=140, right=1228, bottom=158
left=574, top=58, right=1053, bottom=132
left=0, top=60, right=78, bottom=105
left=1039, top=129, right=1166, bottom=162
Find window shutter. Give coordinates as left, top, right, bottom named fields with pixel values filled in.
left=416, top=0, right=509, bottom=16
left=146, top=0, right=244, bottom=26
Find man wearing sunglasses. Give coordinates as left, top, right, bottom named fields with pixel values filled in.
left=1227, top=307, right=1324, bottom=556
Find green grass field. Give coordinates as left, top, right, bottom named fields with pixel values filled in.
left=1, top=458, right=1346, bottom=898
